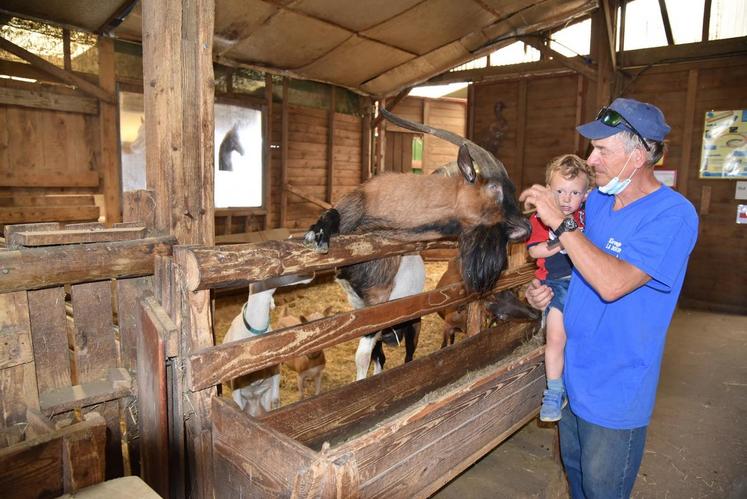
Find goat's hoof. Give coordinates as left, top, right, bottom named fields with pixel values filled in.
left=303, top=229, right=329, bottom=253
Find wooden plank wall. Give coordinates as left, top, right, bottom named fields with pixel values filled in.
left=0, top=79, right=103, bottom=226
left=470, top=56, right=747, bottom=313
left=389, top=96, right=467, bottom=174
left=269, top=105, right=362, bottom=230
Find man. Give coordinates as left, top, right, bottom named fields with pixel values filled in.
left=519, top=98, right=698, bottom=498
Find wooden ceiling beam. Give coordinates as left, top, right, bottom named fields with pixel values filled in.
left=519, top=36, right=597, bottom=81
left=702, top=0, right=712, bottom=42
left=657, top=0, right=674, bottom=46
left=599, top=0, right=618, bottom=71
left=0, top=36, right=114, bottom=103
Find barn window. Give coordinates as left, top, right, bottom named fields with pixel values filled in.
left=214, top=104, right=264, bottom=208
left=488, top=41, right=541, bottom=67
left=550, top=18, right=591, bottom=57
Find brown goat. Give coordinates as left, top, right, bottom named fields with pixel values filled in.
left=277, top=313, right=326, bottom=400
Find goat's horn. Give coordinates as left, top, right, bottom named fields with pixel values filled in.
left=380, top=107, right=508, bottom=180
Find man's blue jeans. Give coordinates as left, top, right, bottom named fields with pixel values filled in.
left=559, top=405, right=647, bottom=498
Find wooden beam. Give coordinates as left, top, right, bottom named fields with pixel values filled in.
left=0, top=170, right=100, bottom=188
left=62, top=29, right=72, bottom=71
left=0, top=205, right=100, bottom=224
left=467, top=83, right=475, bottom=140
left=520, top=36, right=598, bottom=81
left=174, top=234, right=458, bottom=292
left=679, top=69, right=698, bottom=198
left=326, top=86, right=336, bottom=203
left=658, top=0, right=675, bottom=46
left=360, top=97, right=372, bottom=182
left=600, top=0, right=618, bottom=72
left=619, top=0, right=627, bottom=67
left=187, top=264, right=535, bottom=390
left=702, top=0, right=712, bottom=41
left=0, top=85, right=98, bottom=114
left=422, top=99, right=430, bottom=170
left=263, top=74, right=272, bottom=228
left=279, top=78, right=290, bottom=228
left=516, top=79, right=528, bottom=189
left=39, top=368, right=132, bottom=416
left=143, top=0, right=215, bottom=246
left=7, top=227, right=146, bottom=248
left=285, top=183, right=332, bottom=210
left=0, top=235, right=174, bottom=293
left=98, top=36, right=122, bottom=225
left=0, top=36, right=114, bottom=104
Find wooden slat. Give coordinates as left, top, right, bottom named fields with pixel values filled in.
left=70, top=280, right=122, bottom=479
left=0, top=205, right=100, bottom=224
left=0, top=235, right=174, bottom=293
left=0, top=195, right=95, bottom=208
left=0, top=413, right=107, bottom=497
left=326, top=87, right=336, bottom=203
left=0, top=169, right=99, bottom=188
left=678, top=68, right=698, bottom=198
left=0, top=86, right=98, bottom=114
left=0, top=291, right=40, bottom=443
left=520, top=36, right=598, bottom=81
left=39, top=368, right=131, bottom=417
left=8, top=227, right=146, bottom=247
left=285, top=183, right=332, bottom=210
left=188, top=264, right=534, bottom=391
left=658, top=0, right=675, bottom=46
left=27, top=287, right=72, bottom=393
left=281, top=78, right=290, bottom=228
left=137, top=295, right=174, bottom=498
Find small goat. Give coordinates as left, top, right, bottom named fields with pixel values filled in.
left=437, top=257, right=540, bottom=348
left=276, top=313, right=326, bottom=400
left=222, top=288, right=280, bottom=417
left=222, top=275, right=313, bottom=415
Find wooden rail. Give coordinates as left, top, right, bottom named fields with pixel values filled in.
left=187, top=263, right=534, bottom=391
left=0, top=236, right=175, bottom=293
left=174, top=234, right=458, bottom=292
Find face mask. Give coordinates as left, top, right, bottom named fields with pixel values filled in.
left=598, top=152, right=638, bottom=195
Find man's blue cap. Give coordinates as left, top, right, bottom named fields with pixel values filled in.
left=577, top=97, right=671, bottom=142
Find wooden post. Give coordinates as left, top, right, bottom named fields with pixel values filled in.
left=467, top=84, right=475, bottom=140
left=141, top=1, right=216, bottom=497
left=280, top=77, right=289, bottom=227
left=62, top=29, right=72, bottom=71
left=360, top=97, right=372, bottom=182
left=326, top=86, right=336, bottom=203
left=679, top=69, right=699, bottom=198
left=421, top=99, right=430, bottom=171
left=97, top=36, right=122, bottom=225
left=594, top=1, right=615, bottom=108
left=142, top=0, right=215, bottom=246
left=516, top=79, right=528, bottom=189
left=263, top=74, right=272, bottom=228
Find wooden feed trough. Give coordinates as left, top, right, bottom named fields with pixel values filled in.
left=175, top=235, right=542, bottom=498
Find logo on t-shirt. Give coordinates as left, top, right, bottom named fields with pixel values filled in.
left=605, top=237, right=622, bottom=254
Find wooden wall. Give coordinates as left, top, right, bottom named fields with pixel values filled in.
left=269, top=105, right=362, bottom=230
left=0, top=80, right=103, bottom=226
left=469, top=55, right=747, bottom=313
left=388, top=96, right=467, bottom=173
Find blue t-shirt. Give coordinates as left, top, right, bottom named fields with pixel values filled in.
left=563, top=186, right=698, bottom=429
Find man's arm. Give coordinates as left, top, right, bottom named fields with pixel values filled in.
left=520, top=185, right=650, bottom=302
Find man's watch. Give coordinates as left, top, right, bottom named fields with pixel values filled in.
left=552, top=216, right=579, bottom=238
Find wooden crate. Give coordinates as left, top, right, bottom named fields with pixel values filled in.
left=211, top=321, right=543, bottom=498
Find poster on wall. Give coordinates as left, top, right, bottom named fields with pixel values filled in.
left=699, top=110, right=747, bottom=179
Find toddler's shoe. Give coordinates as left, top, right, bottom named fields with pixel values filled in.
left=539, top=389, right=566, bottom=422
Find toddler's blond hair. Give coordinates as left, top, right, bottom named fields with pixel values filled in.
left=545, top=154, right=594, bottom=187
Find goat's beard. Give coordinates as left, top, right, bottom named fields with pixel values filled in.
left=458, top=223, right=509, bottom=294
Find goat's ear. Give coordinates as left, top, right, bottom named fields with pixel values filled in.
left=457, top=145, right=477, bottom=183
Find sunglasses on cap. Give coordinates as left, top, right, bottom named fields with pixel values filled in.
left=596, top=107, right=651, bottom=151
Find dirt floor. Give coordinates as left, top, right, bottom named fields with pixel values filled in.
left=433, top=308, right=747, bottom=498
left=213, top=261, right=452, bottom=406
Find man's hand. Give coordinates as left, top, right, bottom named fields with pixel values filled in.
left=526, top=279, right=552, bottom=311
left=519, top=185, right=565, bottom=231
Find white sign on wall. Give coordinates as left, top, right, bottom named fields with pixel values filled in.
left=736, top=181, right=747, bottom=200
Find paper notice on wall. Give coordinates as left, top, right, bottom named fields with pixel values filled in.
left=738, top=205, right=747, bottom=224
left=699, top=110, right=747, bottom=179
left=736, top=181, right=747, bottom=200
